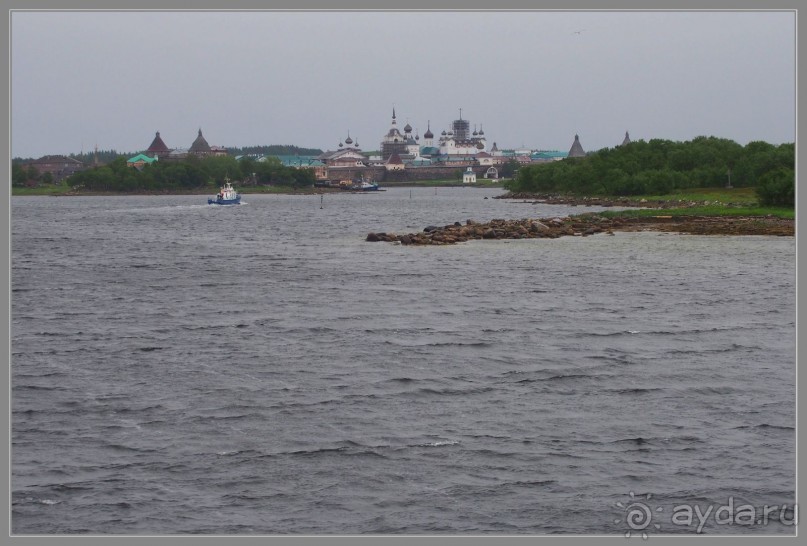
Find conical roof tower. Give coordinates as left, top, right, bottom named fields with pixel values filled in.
left=190, top=128, right=211, bottom=153
left=568, top=134, right=586, bottom=158
left=146, top=131, right=169, bottom=157
left=621, top=131, right=631, bottom=146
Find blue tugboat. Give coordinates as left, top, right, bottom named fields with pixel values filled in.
left=208, top=177, right=241, bottom=205
left=355, top=180, right=380, bottom=191
left=347, top=176, right=381, bottom=191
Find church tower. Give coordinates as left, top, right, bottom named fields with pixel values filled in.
left=568, top=134, right=586, bottom=158
left=146, top=131, right=170, bottom=159
left=423, top=121, right=434, bottom=147
left=189, top=128, right=212, bottom=156
left=380, top=107, right=408, bottom=160
left=621, top=131, right=631, bottom=146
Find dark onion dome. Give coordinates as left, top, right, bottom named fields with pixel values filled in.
left=415, top=134, right=420, bottom=140
left=345, top=134, right=353, bottom=145
left=404, top=122, right=412, bottom=133
left=448, top=130, right=454, bottom=136
left=476, top=141, right=484, bottom=149
left=424, top=128, right=434, bottom=138
left=339, top=141, right=343, bottom=148
left=441, top=130, right=447, bottom=136
left=479, top=125, right=485, bottom=135
left=473, top=129, right=478, bottom=136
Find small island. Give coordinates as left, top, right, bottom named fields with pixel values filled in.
left=366, top=136, right=794, bottom=243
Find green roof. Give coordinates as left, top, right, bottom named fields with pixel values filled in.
left=271, top=155, right=324, bottom=167
left=532, top=151, right=568, bottom=159
left=127, top=153, right=158, bottom=164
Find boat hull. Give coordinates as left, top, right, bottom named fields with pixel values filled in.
left=208, top=196, right=241, bottom=205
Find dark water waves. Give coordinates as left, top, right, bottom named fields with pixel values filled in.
left=11, top=189, right=795, bottom=535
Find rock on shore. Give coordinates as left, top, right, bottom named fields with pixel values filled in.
left=366, top=214, right=794, bottom=246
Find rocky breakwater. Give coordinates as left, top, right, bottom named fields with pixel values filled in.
left=366, top=217, right=608, bottom=246
left=366, top=214, right=794, bottom=246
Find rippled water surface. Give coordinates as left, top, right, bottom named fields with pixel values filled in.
left=11, top=188, right=796, bottom=535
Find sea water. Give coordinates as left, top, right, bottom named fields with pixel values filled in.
left=11, top=188, right=796, bottom=535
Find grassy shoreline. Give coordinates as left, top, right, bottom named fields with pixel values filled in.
left=595, top=205, right=794, bottom=220
left=500, top=187, right=794, bottom=220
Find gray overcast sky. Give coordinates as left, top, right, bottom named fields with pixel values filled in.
left=10, top=10, right=795, bottom=158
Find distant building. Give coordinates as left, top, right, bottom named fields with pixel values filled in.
left=405, top=157, right=432, bottom=167
left=531, top=150, right=568, bottom=162
left=27, top=155, right=85, bottom=182
left=318, top=134, right=370, bottom=182
left=475, top=151, right=494, bottom=166
left=385, top=152, right=405, bottom=171
left=380, top=108, right=410, bottom=160
left=142, top=128, right=227, bottom=161
left=126, top=153, right=158, bottom=170
left=568, top=134, right=586, bottom=158
left=273, top=155, right=327, bottom=180
left=146, top=131, right=170, bottom=159
left=621, top=131, right=631, bottom=146
left=437, top=111, right=487, bottom=156
left=422, top=121, right=434, bottom=148
left=189, top=128, right=212, bottom=156
left=462, top=166, right=477, bottom=184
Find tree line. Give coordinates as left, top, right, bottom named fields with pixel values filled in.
left=13, top=145, right=323, bottom=165
left=61, top=154, right=316, bottom=192
left=225, top=144, right=323, bottom=157
left=506, top=137, right=794, bottom=207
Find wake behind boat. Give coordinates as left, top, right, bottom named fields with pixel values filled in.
left=208, top=177, right=241, bottom=205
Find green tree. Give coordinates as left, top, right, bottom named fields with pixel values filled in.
left=12, top=164, right=28, bottom=187
left=201, top=155, right=241, bottom=185
left=499, top=159, right=520, bottom=178
left=290, top=168, right=316, bottom=187
left=756, top=167, right=795, bottom=208
left=26, top=166, right=40, bottom=183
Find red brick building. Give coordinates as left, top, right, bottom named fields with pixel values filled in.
left=27, top=155, right=85, bottom=182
